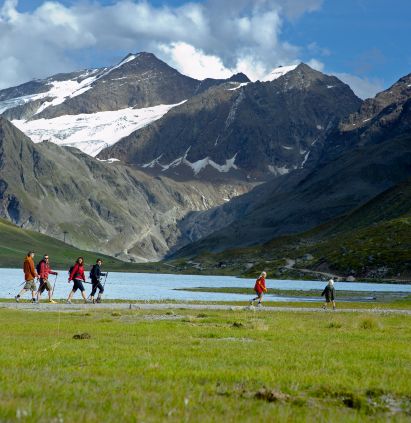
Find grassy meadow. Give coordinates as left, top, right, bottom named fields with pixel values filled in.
left=1, top=307, right=410, bottom=422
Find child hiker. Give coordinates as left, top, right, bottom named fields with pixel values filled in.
left=250, top=271, right=267, bottom=307
left=321, top=278, right=336, bottom=310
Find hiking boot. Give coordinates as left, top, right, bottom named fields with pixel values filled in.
left=15, top=296, right=20, bottom=303
left=333, top=305, right=336, bottom=311
left=84, top=299, right=92, bottom=304
left=66, top=300, right=72, bottom=304
left=256, top=302, right=262, bottom=308
left=249, top=300, right=254, bottom=306
left=96, top=297, right=102, bottom=304
left=31, top=298, right=37, bottom=303
left=49, top=299, right=57, bottom=304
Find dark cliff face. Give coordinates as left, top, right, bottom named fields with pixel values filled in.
left=320, top=73, right=411, bottom=161
left=99, top=63, right=362, bottom=180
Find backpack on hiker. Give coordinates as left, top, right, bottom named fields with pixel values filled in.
left=36, top=259, right=44, bottom=275
left=68, top=265, right=75, bottom=278
left=89, top=265, right=96, bottom=280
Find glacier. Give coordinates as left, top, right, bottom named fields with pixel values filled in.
left=12, top=101, right=185, bottom=157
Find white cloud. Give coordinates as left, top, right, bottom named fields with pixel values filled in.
left=333, top=73, right=384, bottom=99
left=306, top=59, right=325, bottom=72
left=0, top=0, right=324, bottom=89
left=159, top=43, right=232, bottom=80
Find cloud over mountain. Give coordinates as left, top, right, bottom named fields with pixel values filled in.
left=0, top=0, right=322, bottom=86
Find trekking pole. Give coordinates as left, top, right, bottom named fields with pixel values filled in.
left=52, top=274, right=58, bottom=297
left=103, top=272, right=108, bottom=289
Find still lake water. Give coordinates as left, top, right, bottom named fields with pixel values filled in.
left=1, top=269, right=410, bottom=302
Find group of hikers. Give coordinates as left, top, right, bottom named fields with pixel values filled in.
left=15, top=252, right=336, bottom=307
left=15, top=251, right=108, bottom=304
left=249, top=271, right=336, bottom=309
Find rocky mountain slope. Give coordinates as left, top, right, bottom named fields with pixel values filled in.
left=170, top=131, right=411, bottom=257
left=0, top=117, right=252, bottom=261
left=169, top=178, right=411, bottom=280
left=168, top=73, right=411, bottom=258
left=99, top=63, right=362, bottom=180
left=0, top=53, right=248, bottom=156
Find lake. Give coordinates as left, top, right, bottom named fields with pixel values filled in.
left=1, top=268, right=410, bottom=302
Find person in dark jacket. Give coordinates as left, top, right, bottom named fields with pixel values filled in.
left=89, top=259, right=107, bottom=303
left=36, top=254, right=58, bottom=303
left=321, top=279, right=336, bottom=310
left=67, top=257, right=90, bottom=304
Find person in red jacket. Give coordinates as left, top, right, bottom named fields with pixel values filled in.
left=66, top=257, right=90, bottom=304
left=36, top=254, right=58, bottom=303
left=250, top=271, right=267, bottom=307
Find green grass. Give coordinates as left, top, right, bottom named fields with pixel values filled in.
left=0, top=308, right=410, bottom=422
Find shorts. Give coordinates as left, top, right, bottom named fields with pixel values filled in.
left=72, top=279, right=85, bottom=293
left=23, top=280, right=36, bottom=291
left=39, top=278, right=52, bottom=293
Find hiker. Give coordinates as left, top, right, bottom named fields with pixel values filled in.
left=67, top=257, right=90, bottom=304
left=250, top=271, right=267, bottom=307
left=36, top=254, right=58, bottom=303
left=321, top=278, right=336, bottom=310
left=89, top=258, right=107, bottom=303
left=15, top=251, right=38, bottom=303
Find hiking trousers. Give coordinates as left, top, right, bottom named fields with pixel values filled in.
left=91, top=279, right=104, bottom=297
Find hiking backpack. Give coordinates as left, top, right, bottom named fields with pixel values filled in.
left=89, top=265, right=96, bottom=280
left=68, top=265, right=75, bottom=276
left=36, top=260, right=44, bottom=274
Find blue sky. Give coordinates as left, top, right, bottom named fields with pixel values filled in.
left=1, top=0, right=410, bottom=98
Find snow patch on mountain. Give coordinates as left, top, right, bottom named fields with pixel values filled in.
left=227, top=82, right=249, bottom=91
left=262, top=65, right=298, bottom=82
left=268, top=165, right=290, bottom=176
left=0, top=94, right=41, bottom=114
left=12, top=101, right=185, bottom=156
left=143, top=151, right=239, bottom=176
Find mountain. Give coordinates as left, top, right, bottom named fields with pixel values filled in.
left=168, top=178, right=411, bottom=280
left=0, top=53, right=247, bottom=156
left=320, top=72, right=411, bottom=161
left=0, top=117, right=252, bottom=261
left=165, top=71, right=411, bottom=257
left=98, top=63, right=362, bottom=179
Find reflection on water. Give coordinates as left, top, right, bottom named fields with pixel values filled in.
left=0, top=269, right=410, bottom=302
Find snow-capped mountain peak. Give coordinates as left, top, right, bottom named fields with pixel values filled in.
left=262, top=64, right=298, bottom=82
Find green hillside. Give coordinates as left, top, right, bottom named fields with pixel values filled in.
left=0, top=218, right=167, bottom=272
left=168, top=180, right=411, bottom=281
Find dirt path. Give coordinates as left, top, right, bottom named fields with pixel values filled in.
left=1, top=302, right=410, bottom=315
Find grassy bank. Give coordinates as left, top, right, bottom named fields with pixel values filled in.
left=1, top=308, right=410, bottom=422
left=175, top=287, right=411, bottom=302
